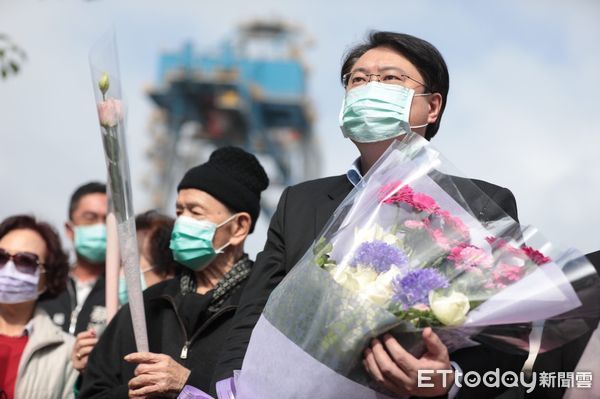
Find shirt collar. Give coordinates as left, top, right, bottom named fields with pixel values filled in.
left=23, top=318, right=34, bottom=336
left=346, top=157, right=363, bottom=187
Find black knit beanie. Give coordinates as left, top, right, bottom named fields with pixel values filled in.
left=177, top=146, right=269, bottom=233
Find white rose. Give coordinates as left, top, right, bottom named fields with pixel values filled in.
left=429, top=291, right=470, bottom=326
left=352, top=266, right=379, bottom=288
left=331, top=267, right=359, bottom=292
left=354, top=225, right=400, bottom=246
left=381, top=232, right=400, bottom=246
left=376, top=265, right=404, bottom=284
left=358, top=266, right=402, bottom=307
left=354, top=226, right=378, bottom=243
left=361, top=278, right=393, bottom=307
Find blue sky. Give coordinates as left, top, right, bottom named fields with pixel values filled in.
left=1, top=0, right=599, bottom=256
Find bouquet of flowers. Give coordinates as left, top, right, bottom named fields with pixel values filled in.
left=89, top=32, right=148, bottom=351
left=235, top=133, right=600, bottom=399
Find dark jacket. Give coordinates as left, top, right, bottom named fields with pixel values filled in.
left=78, top=261, right=251, bottom=398
left=501, top=250, right=600, bottom=399
left=212, top=174, right=522, bottom=394
left=39, top=275, right=106, bottom=336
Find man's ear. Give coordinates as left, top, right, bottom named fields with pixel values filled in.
left=228, top=213, right=251, bottom=246
left=65, top=222, right=75, bottom=243
left=427, top=93, right=443, bottom=125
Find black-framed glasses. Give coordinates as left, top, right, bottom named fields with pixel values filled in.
left=0, top=248, right=44, bottom=275
left=342, top=70, right=429, bottom=91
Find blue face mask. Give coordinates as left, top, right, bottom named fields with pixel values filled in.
left=118, top=268, right=150, bottom=305
left=169, top=215, right=235, bottom=271
left=74, top=224, right=107, bottom=264
left=339, top=82, right=429, bottom=143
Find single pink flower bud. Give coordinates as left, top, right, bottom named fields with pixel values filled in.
left=97, top=98, right=123, bottom=128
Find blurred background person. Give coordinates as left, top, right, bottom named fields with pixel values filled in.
left=40, top=182, right=108, bottom=336
left=0, top=214, right=78, bottom=399
left=127, top=210, right=180, bottom=298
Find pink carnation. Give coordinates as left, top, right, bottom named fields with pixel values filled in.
left=448, top=244, right=493, bottom=273
left=428, top=228, right=451, bottom=251
left=411, top=193, right=439, bottom=213
left=435, top=210, right=470, bottom=242
left=521, top=246, right=551, bottom=265
left=97, top=98, right=123, bottom=128
left=379, top=182, right=414, bottom=205
left=404, top=220, right=425, bottom=229
left=491, top=263, right=525, bottom=287
left=486, top=236, right=523, bottom=257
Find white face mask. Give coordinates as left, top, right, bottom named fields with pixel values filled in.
left=339, top=82, right=429, bottom=143
left=0, top=260, right=42, bottom=304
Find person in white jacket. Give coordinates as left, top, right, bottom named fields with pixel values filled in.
left=0, top=214, right=78, bottom=399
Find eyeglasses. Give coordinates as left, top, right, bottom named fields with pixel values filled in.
left=0, top=248, right=44, bottom=275
left=342, top=70, right=429, bottom=91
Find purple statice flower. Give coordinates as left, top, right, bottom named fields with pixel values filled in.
left=392, top=269, right=449, bottom=309
left=350, top=240, right=408, bottom=273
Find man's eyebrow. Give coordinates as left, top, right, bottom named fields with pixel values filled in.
left=178, top=200, right=207, bottom=211
left=350, top=66, right=406, bottom=73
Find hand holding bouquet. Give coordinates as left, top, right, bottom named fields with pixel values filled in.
left=235, top=133, right=600, bottom=399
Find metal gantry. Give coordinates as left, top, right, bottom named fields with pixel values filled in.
left=144, top=20, right=320, bottom=217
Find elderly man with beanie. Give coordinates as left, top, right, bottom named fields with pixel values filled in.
left=79, top=146, right=269, bottom=399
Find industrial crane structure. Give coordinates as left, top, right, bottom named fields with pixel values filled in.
left=143, top=20, right=320, bottom=217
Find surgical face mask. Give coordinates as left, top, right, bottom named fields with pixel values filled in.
left=339, top=82, right=429, bottom=143
left=0, top=260, right=43, bottom=304
left=169, top=215, right=235, bottom=271
left=74, top=224, right=107, bottom=264
left=118, top=267, right=151, bottom=305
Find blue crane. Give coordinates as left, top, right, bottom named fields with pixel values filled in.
left=144, top=20, right=320, bottom=217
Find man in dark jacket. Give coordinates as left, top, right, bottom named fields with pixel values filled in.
left=79, top=146, right=269, bottom=398
left=212, top=31, right=525, bottom=398
left=40, top=181, right=108, bottom=336
left=524, top=250, right=600, bottom=399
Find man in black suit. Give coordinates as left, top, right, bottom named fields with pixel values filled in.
left=211, top=31, right=521, bottom=398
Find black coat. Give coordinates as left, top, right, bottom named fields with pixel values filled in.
left=505, top=250, right=600, bottom=399
left=39, top=275, right=106, bottom=335
left=212, top=174, right=522, bottom=396
left=78, top=271, right=249, bottom=398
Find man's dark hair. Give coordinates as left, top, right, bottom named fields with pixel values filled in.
left=68, top=182, right=107, bottom=220
left=340, top=31, right=449, bottom=140
left=0, top=214, right=69, bottom=300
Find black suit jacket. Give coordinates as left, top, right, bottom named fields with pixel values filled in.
left=211, top=173, right=520, bottom=395
left=502, top=250, right=600, bottom=399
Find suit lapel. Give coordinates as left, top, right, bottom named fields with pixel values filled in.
left=314, top=177, right=354, bottom=238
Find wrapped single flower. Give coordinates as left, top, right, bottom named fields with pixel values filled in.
left=89, top=31, right=148, bottom=353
